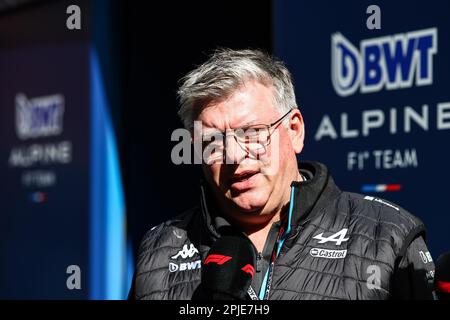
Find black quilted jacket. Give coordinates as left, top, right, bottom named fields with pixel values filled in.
left=129, top=161, right=436, bottom=300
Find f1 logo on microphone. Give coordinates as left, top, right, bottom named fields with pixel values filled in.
left=204, top=254, right=232, bottom=265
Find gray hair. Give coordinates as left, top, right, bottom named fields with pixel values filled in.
left=177, top=48, right=298, bottom=129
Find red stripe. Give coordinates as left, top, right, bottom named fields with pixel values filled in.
left=241, top=264, right=255, bottom=278
left=437, top=280, right=450, bottom=293
left=386, top=184, right=402, bottom=191
left=204, top=254, right=232, bottom=265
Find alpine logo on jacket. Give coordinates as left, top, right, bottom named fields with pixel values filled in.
left=310, top=228, right=349, bottom=259
left=313, top=228, right=349, bottom=245
left=169, top=243, right=201, bottom=273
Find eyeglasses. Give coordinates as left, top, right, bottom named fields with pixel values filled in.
left=200, top=109, right=293, bottom=164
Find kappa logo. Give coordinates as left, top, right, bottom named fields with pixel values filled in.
left=313, top=228, right=349, bottom=245
left=171, top=243, right=199, bottom=260
left=331, top=28, right=437, bottom=97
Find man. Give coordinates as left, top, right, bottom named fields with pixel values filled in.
left=129, top=49, right=435, bottom=300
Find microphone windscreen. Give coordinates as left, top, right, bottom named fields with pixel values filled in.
left=201, top=231, right=257, bottom=300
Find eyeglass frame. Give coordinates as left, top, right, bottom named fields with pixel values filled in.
left=200, top=108, right=294, bottom=163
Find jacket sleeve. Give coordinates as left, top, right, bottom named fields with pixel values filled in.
left=391, top=235, right=437, bottom=300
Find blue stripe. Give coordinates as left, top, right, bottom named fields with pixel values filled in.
left=89, top=49, right=132, bottom=299
left=276, top=186, right=295, bottom=257
left=90, top=49, right=105, bottom=299
left=362, top=184, right=378, bottom=192
left=259, top=185, right=296, bottom=300
left=259, top=269, right=270, bottom=300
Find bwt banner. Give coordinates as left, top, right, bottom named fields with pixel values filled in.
left=0, top=42, right=91, bottom=298
left=274, top=0, right=450, bottom=257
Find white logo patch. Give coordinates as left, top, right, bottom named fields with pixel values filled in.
left=173, top=230, right=183, bottom=239
left=169, top=262, right=179, bottom=272
left=169, top=260, right=201, bottom=273
left=313, top=228, right=349, bottom=245
left=171, top=243, right=199, bottom=260
left=310, top=248, right=347, bottom=259
left=364, top=196, right=399, bottom=211
left=419, top=251, right=433, bottom=264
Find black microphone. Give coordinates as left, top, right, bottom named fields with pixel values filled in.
left=201, top=231, right=257, bottom=300
left=435, top=251, right=450, bottom=300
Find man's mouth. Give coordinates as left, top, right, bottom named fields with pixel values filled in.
left=229, top=170, right=259, bottom=192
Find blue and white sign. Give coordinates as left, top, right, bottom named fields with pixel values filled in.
left=274, top=0, right=450, bottom=257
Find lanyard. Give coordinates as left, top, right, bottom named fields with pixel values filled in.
left=248, top=185, right=296, bottom=300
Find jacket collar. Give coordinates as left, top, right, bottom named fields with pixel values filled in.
left=290, top=161, right=341, bottom=228
left=199, top=161, right=342, bottom=240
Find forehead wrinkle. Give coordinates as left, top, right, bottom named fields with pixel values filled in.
left=198, top=81, right=277, bottom=132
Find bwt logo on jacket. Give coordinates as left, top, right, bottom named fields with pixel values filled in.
left=169, top=261, right=201, bottom=273
left=331, top=28, right=437, bottom=97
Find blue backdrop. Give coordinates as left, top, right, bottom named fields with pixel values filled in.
left=274, top=0, right=450, bottom=258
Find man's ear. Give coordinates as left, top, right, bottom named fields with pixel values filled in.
left=288, top=109, right=305, bottom=154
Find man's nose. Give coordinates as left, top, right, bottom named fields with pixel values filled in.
left=224, top=134, right=247, bottom=164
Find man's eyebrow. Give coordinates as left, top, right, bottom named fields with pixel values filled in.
left=200, top=119, right=260, bottom=136
left=202, top=128, right=223, bottom=137
left=234, top=119, right=258, bottom=128
left=243, top=119, right=258, bottom=126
